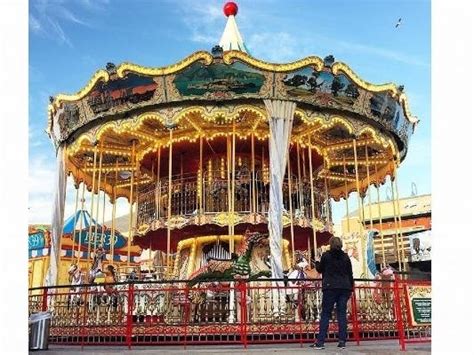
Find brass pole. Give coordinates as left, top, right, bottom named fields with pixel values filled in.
left=100, top=173, right=107, bottom=246
left=342, top=156, right=350, bottom=234
left=287, top=149, right=295, bottom=264
left=167, top=131, right=173, bottom=270
left=111, top=159, right=118, bottom=266
left=365, top=143, right=374, bottom=230
left=393, top=162, right=407, bottom=271
left=323, top=157, right=331, bottom=228
left=374, top=163, right=386, bottom=267
left=352, top=138, right=364, bottom=235
left=231, top=121, right=236, bottom=253
left=156, top=146, right=161, bottom=219
left=227, top=135, right=232, bottom=237
left=251, top=132, right=256, bottom=219
left=93, top=145, right=104, bottom=250
left=296, top=142, right=303, bottom=211
left=87, top=144, right=98, bottom=263
left=127, top=140, right=136, bottom=268
left=390, top=177, right=402, bottom=272
left=70, top=184, right=80, bottom=262
left=199, top=135, right=203, bottom=216
left=308, top=139, right=318, bottom=256
left=76, top=182, right=86, bottom=263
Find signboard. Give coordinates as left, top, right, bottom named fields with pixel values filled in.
left=28, top=231, right=46, bottom=250
left=74, top=231, right=127, bottom=250
left=406, top=285, right=431, bottom=326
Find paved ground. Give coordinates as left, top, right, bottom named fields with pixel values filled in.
left=32, top=340, right=431, bottom=354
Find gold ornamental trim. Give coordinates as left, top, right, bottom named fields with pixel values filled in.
left=116, top=51, right=213, bottom=78
left=213, top=212, right=243, bottom=227
left=223, top=50, right=324, bottom=72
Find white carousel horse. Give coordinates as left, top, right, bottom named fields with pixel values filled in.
left=67, top=263, right=84, bottom=308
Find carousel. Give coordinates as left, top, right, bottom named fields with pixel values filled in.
left=44, top=1, right=418, bottom=288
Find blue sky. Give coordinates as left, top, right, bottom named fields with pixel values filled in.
left=29, top=0, right=431, bottom=224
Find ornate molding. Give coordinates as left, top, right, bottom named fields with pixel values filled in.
left=223, top=50, right=325, bottom=72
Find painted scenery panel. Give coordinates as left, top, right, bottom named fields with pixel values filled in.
left=283, top=68, right=361, bottom=108
left=86, top=74, right=158, bottom=114
left=173, top=61, right=265, bottom=97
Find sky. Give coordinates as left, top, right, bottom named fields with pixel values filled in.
left=29, top=0, right=431, bottom=225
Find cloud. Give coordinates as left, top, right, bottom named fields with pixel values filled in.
left=247, top=32, right=305, bottom=63
left=29, top=0, right=110, bottom=47
left=331, top=38, right=430, bottom=68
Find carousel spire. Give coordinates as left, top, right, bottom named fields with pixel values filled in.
left=219, top=2, right=248, bottom=53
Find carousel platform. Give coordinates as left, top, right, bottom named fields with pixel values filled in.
left=32, top=340, right=431, bottom=354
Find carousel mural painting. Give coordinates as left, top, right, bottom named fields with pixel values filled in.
left=29, top=2, right=429, bottom=348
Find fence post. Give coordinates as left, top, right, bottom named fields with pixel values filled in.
left=183, top=284, right=190, bottom=350
left=81, top=286, right=89, bottom=350
left=239, top=281, right=248, bottom=349
left=350, top=285, right=361, bottom=346
left=126, top=283, right=134, bottom=350
left=393, top=275, right=406, bottom=351
left=41, top=288, right=48, bottom=312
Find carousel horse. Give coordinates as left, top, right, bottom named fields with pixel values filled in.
left=188, top=231, right=271, bottom=287
left=67, top=263, right=84, bottom=308
left=89, top=246, right=106, bottom=284
left=373, top=265, right=394, bottom=305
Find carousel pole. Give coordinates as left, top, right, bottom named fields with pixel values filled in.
left=167, top=131, right=173, bottom=271
left=100, top=173, right=107, bottom=247
left=70, top=183, right=80, bottom=262
left=365, top=143, right=374, bottom=230
left=342, top=156, right=350, bottom=234
left=374, top=163, right=386, bottom=267
left=87, top=144, right=98, bottom=263
left=308, top=139, right=318, bottom=258
left=287, top=149, right=296, bottom=264
left=231, top=120, right=236, bottom=253
left=296, top=142, right=303, bottom=212
left=199, top=135, right=203, bottom=216
left=323, top=156, right=331, bottom=228
left=390, top=177, right=402, bottom=272
left=251, top=131, right=256, bottom=220
left=156, top=146, right=161, bottom=219
left=93, top=144, right=104, bottom=251
left=352, top=138, right=364, bottom=235
left=227, top=134, right=232, bottom=238
left=393, top=160, right=407, bottom=271
left=110, top=159, right=118, bottom=266
left=76, top=182, right=86, bottom=263
left=127, top=140, right=136, bottom=268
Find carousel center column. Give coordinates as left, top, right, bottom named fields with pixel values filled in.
left=264, top=99, right=296, bottom=279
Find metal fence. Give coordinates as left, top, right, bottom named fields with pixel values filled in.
left=28, top=276, right=430, bottom=351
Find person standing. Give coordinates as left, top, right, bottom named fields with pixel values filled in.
left=311, top=236, right=354, bottom=350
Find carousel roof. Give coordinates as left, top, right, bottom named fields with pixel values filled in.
left=63, top=209, right=101, bottom=234
left=45, top=1, right=419, bottom=203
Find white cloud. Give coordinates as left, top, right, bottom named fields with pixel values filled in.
left=247, top=32, right=304, bottom=63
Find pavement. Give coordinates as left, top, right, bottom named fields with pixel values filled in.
left=32, top=340, right=431, bottom=354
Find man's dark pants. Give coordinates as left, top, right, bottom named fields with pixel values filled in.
left=316, top=288, right=352, bottom=345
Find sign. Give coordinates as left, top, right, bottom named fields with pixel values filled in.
left=74, top=231, right=127, bottom=250
left=406, top=285, right=431, bottom=326
left=28, top=231, right=46, bottom=250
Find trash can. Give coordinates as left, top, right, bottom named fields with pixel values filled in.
left=29, top=312, right=51, bottom=351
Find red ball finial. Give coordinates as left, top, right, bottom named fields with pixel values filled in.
left=223, top=2, right=238, bottom=17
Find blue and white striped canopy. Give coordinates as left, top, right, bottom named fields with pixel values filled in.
left=63, top=210, right=103, bottom=234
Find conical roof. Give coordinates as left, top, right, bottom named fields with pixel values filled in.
left=219, top=2, right=248, bottom=53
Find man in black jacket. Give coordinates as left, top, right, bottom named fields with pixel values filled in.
left=311, top=236, right=354, bottom=350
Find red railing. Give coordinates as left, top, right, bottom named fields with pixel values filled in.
left=28, top=276, right=430, bottom=351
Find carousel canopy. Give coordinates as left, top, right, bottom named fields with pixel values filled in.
left=63, top=209, right=102, bottom=234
